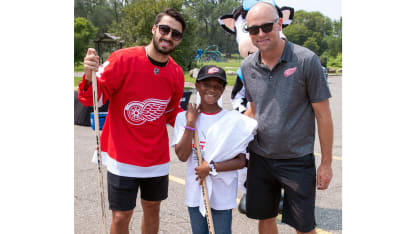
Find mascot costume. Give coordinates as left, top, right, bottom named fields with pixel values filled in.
left=218, top=0, right=294, bottom=214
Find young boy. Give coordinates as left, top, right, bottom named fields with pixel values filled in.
left=171, top=65, right=246, bottom=234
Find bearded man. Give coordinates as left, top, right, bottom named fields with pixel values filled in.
left=78, top=8, right=186, bottom=234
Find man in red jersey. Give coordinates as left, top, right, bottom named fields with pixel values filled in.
left=78, top=8, right=186, bottom=234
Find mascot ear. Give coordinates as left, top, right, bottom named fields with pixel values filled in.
left=218, top=14, right=236, bottom=35
left=280, top=6, right=294, bottom=28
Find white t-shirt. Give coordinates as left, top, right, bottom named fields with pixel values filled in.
left=171, top=109, right=238, bottom=210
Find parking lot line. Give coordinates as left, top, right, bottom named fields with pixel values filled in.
left=169, top=175, right=185, bottom=185
left=314, top=152, right=342, bottom=161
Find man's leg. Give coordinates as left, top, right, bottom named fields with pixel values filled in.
left=246, top=153, right=281, bottom=234
left=279, top=154, right=317, bottom=233
left=107, top=172, right=139, bottom=234
left=258, top=217, right=278, bottom=234
left=110, top=210, right=134, bottom=234
left=140, top=199, right=161, bottom=234
left=296, top=229, right=316, bottom=234
left=138, top=175, right=169, bottom=234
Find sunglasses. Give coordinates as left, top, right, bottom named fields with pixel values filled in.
left=156, top=24, right=183, bottom=41
left=243, top=18, right=278, bottom=35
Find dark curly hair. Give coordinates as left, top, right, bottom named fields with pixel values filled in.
left=155, top=8, right=186, bottom=32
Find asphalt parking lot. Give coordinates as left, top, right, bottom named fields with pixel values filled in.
left=74, top=75, right=342, bottom=234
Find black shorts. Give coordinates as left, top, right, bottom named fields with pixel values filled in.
left=107, top=171, right=169, bottom=211
left=246, top=152, right=316, bottom=233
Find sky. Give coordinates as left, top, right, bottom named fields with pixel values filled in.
left=275, top=0, right=342, bottom=20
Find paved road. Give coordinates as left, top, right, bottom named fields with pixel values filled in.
left=74, top=75, right=342, bottom=233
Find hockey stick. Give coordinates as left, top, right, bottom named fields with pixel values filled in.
left=193, top=129, right=216, bottom=234
left=91, top=70, right=108, bottom=234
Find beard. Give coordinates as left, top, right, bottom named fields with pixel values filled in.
left=152, top=34, right=176, bottom=55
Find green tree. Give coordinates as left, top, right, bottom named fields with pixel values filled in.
left=291, top=10, right=332, bottom=37
left=282, top=10, right=341, bottom=68
left=75, top=0, right=123, bottom=34
left=283, top=10, right=333, bottom=56
left=303, top=37, right=320, bottom=54
left=87, top=4, right=115, bottom=34
left=74, top=17, right=98, bottom=63
left=283, top=24, right=311, bottom=46
left=328, top=53, right=342, bottom=68
left=330, top=17, right=342, bottom=55
left=184, top=0, right=240, bottom=58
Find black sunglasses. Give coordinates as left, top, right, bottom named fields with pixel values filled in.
left=156, top=24, right=183, bottom=41
left=244, top=18, right=278, bottom=35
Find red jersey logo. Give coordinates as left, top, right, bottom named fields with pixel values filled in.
left=123, top=98, right=170, bottom=125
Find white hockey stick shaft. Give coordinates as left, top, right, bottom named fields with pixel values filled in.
left=194, top=129, right=215, bottom=234
left=91, top=70, right=108, bottom=234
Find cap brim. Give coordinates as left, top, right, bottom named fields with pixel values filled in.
left=197, top=74, right=227, bottom=84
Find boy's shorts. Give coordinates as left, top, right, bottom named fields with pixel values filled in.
left=246, top=152, right=317, bottom=233
left=107, top=171, right=169, bottom=211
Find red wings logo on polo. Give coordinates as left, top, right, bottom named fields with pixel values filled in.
left=123, top=98, right=170, bottom=125
left=284, top=67, right=297, bottom=77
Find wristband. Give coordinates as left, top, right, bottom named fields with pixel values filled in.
left=209, top=161, right=218, bottom=176
left=184, top=126, right=196, bottom=131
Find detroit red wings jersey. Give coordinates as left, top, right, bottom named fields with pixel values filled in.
left=78, top=46, right=184, bottom=177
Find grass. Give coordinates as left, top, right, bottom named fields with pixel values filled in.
left=74, top=76, right=82, bottom=86
left=184, top=71, right=237, bottom=86
left=189, top=56, right=241, bottom=86
left=197, top=57, right=242, bottom=70
left=74, top=63, right=84, bottom=72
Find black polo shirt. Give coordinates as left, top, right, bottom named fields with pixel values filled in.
left=241, top=39, right=331, bottom=159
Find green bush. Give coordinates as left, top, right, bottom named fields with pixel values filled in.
left=327, top=53, right=342, bottom=68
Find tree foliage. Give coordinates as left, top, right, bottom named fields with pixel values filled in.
left=183, top=0, right=240, bottom=57
left=75, top=0, right=124, bottom=34
left=74, top=17, right=98, bottom=63
left=74, top=1, right=342, bottom=70
left=283, top=11, right=342, bottom=67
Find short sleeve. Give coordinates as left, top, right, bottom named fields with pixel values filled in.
left=306, top=54, right=332, bottom=103
left=241, top=63, right=253, bottom=102
left=77, top=51, right=124, bottom=106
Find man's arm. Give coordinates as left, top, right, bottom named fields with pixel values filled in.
left=312, top=99, right=334, bottom=190
left=244, top=102, right=256, bottom=119
left=78, top=48, right=121, bottom=107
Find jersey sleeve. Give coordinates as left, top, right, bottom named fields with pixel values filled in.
left=78, top=51, right=124, bottom=107
left=305, top=54, right=332, bottom=103
left=165, top=66, right=185, bottom=127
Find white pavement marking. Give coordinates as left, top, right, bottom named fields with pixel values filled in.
left=314, top=152, right=342, bottom=161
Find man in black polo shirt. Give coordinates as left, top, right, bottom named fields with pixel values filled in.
left=241, top=2, right=334, bottom=234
